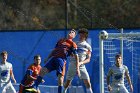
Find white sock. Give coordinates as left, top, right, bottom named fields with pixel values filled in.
left=63, top=88, right=68, bottom=93
left=86, top=88, right=93, bottom=93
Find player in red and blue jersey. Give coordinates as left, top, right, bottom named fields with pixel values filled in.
left=34, top=29, right=80, bottom=93
left=19, top=55, right=42, bottom=93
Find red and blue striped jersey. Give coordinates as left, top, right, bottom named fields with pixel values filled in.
left=51, top=38, right=77, bottom=59
left=20, top=63, right=42, bottom=87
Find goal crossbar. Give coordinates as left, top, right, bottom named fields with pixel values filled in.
left=108, top=33, right=140, bottom=39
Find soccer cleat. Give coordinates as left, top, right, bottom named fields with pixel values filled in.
left=25, top=88, right=37, bottom=92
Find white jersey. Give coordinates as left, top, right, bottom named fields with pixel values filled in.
left=69, top=41, right=92, bottom=68
left=0, top=62, right=12, bottom=84
left=66, top=40, right=92, bottom=80
left=107, top=64, right=129, bottom=86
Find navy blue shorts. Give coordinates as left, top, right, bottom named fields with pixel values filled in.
left=44, top=57, right=66, bottom=76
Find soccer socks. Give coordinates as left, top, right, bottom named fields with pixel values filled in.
left=63, top=88, right=68, bottom=93
left=58, top=86, right=64, bottom=93
left=86, top=88, right=93, bottom=93
left=35, top=76, right=43, bottom=89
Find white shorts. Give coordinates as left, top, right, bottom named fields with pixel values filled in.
left=66, top=64, right=90, bottom=80
left=0, top=81, right=16, bottom=93
left=110, top=84, right=129, bottom=93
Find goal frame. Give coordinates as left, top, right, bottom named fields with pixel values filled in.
left=99, top=30, right=140, bottom=93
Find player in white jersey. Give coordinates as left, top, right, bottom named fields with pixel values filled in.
left=0, top=51, right=16, bottom=93
left=63, top=28, right=93, bottom=93
left=107, top=54, right=133, bottom=93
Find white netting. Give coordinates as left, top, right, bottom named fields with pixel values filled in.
left=100, top=31, right=140, bottom=93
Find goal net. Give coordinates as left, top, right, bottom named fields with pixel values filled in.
left=99, top=30, right=140, bottom=93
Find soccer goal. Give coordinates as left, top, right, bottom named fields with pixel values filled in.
left=99, top=29, right=140, bottom=93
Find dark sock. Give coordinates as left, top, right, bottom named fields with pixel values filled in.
left=58, top=86, right=64, bottom=93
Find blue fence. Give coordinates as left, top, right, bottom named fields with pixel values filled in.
left=0, top=29, right=139, bottom=93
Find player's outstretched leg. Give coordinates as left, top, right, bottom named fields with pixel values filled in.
left=63, top=88, right=68, bottom=93
left=63, top=79, right=71, bottom=93
left=58, top=74, right=64, bottom=93
left=83, top=79, right=93, bottom=93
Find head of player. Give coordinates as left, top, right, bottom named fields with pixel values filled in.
left=115, top=54, right=122, bottom=66
left=67, top=29, right=77, bottom=40
left=34, top=55, right=41, bottom=66
left=78, top=28, right=88, bottom=41
left=0, top=51, right=8, bottom=62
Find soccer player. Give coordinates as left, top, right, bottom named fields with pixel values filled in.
left=34, top=29, right=80, bottom=93
left=107, top=54, right=133, bottom=93
left=63, top=28, right=93, bottom=93
left=19, top=55, right=43, bottom=93
left=0, top=51, right=17, bottom=93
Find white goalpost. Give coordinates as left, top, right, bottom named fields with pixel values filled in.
left=99, top=29, right=140, bottom=93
